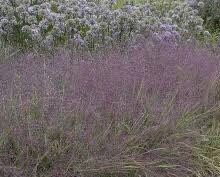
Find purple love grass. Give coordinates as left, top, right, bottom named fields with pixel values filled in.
left=0, top=42, right=220, bottom=177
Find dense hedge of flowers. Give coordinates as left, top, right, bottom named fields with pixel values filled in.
left=0, top=0, right=210, bottom=49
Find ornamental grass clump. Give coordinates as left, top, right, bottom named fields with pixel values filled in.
left=0, top=41, right=220, bottom=177
left=0, top=0, right=210, bottom=50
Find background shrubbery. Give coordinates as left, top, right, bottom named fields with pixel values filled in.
left=192, top=0, right=220, bottom=30
left=186, top=0, right=220, bottom=42
left=0, top=0, right=215, bottom=50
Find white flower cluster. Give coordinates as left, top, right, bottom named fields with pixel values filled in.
left=0, top=0, right=210, bottom=49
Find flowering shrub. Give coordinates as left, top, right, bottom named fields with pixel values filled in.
left=187, top=0, right=220, bottom=30
left=0, top=0, right=209, bottom=49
